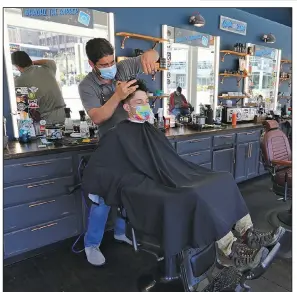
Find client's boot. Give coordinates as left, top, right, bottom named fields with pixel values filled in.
left=242, top=226, right=286, bottom=249
left=217, top=241, right=269, bottom=273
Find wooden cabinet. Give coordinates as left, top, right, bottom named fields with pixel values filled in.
left=3, top=126, right=265, bottom=262
left=4, top=153, right=81, bottom=260
left=235, top=130, right=261, bottom=182
left=212, top=148, right=235, bottom=175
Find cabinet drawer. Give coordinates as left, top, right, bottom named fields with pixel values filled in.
left=4, top=194, right=77, bottom=233
left=177, top=137, right=211, bottom=155
left=213, top=134, right=235, bottom=147
left=4, top=215, right=79, bottom=258
left=199, top=162, right=212, bottom=170
left=180, top=150, right=211, bottom=165
left=4, top=156, right=73, bottom=185
left=4, top=176, right=75, bottom=207
left=237, top=130, right=261, bottom=144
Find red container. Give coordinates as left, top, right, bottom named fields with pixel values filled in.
left=232, top=113, right=237, bottom=126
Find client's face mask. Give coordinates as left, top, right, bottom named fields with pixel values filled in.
left=131, top=104, right=152, bottom=121
left=97, top=64, right=117, bottom=80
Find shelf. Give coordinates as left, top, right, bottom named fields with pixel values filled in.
left=278, top=96, right=291, bottom=100
left=116, top=32, right=168, bottom=49
left=218, top=96, right=247, bottom=99
left=219, top=73, right=249, bottom=87
left=220, top=50, right=249, bottom=62
left=280, top=59, right=292, bottom=70
left=279, top=77, right=292, bottom=87
left=148, top=95, right=169, bottom=99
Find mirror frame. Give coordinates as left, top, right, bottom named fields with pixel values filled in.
left=161, top=24, right=220, bottom=116
left=4, top=9, right=115, bottom=138
left=243, top=42, right=282, bottom=111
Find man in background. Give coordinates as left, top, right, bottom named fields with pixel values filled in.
left=12, top=51, right=65, bottom=124
left=169, top=86, right=193, bottom=116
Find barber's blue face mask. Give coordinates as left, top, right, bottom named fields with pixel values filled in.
left=97, top=64, right=117, bottom=80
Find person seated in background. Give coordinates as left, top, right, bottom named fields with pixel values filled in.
left=83, top=80, right=285, bottom=273
left=169, top=86, right=193, bottom=116
left=11, top=51, right=66, bottom=124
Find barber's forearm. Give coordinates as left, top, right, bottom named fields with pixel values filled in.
left=89, top=93, right=121, bottom=125
left=32, top=59, right=55, bottom=65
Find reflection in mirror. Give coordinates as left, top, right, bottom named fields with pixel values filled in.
left=244, top=44, right=281, bottom=111
left=165, top=26, right=219, bottom=115
left=5, top=8, right=110, bottom=120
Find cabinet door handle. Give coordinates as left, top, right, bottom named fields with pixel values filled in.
left=250, top=143, right=253, bottom=157
left=189, top=138, right=207, bottom=143
left=247, top=143, right=250, bottom=158
left=190, top=152, right=201, bottom=156
left=29, top=199, right=56, bottom=208
left=218, top=135, right=233, bottom=139
left=27, top=181, right=55, bottom=188
left=24, top=161, right=52, bottom=167
left=31, top=222, right=57, bottom=232
left=244, top=131, right=255, bottom=135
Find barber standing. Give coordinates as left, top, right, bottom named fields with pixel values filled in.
left=11, top=51, right=66, bottom=124
left=78, top=38, right=159, bottom=266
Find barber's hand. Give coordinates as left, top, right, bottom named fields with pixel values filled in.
left=115, top=79, right=139, bottom=101
left=141, top=49, right=159, bottom=74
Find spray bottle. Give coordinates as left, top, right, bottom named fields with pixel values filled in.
left=79, top=110, right=90, bottom=138
left=64, top=108, right=73, bottom=133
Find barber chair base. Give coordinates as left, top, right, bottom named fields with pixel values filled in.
left=277, top=210, right=292, bottom=227
left=267, top=207, right=292, bottom=231
left=136, top=242, right=281, bottom=292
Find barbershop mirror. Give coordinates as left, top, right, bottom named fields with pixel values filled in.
left=4, top=8, right=114, bottom=125
left=244, top=43, right=281, bottom=111
left=162, top=25, right=220, bottom=114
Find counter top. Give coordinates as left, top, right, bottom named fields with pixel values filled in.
left=165, top=122, right=263, bottom=138
left=4, top=123, right=263, bottom=160
left=4, top=139, right=98, bottom=160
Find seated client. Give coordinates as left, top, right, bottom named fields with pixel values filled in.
left=82, top=80, right=285, bottom=273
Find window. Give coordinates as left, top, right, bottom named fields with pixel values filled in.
left=176, top=74, right=186, bottom=88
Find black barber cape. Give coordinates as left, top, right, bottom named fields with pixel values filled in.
left=82, top=121, right=249, bottom=256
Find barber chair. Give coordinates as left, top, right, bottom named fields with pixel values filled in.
left=261, top=120, right=292, bottom=227
left=119, top=207, right=280, bottom=292
left=76, top=157, right=281, bottom=292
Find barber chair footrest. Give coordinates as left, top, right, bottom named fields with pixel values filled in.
left=201, top=267, right=241, bottom=292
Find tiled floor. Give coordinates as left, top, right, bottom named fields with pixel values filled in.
left=4, top=176, right=292, bottom=292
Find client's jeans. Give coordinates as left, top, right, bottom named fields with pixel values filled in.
left=171, top=108, right=190, bottom=116
left=84, top=196, right=126, bottom=248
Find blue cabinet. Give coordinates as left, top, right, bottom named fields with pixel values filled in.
left=4, top=126, right=265, bottom=262
left=4, top=153, right=81, bottom=260
left=247, top=141, right=260, bottom=179
left=212, top=148, right=235, bottom=174
left=235, top=140, right=260, bottom=182
left=235, top=143, right=249, bottom=183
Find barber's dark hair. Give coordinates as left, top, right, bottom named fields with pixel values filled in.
left=85, top=38, right=114, bottom=64
left=177, top=86, right=182, bottom=93
left=11, top=51, right=33, bottom=68
left=124, top=79, right=148, bottom=104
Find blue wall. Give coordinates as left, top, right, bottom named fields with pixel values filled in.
left=238, top=8, right=292, bottom=27
left=3, top=8, right=292, bottom=137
